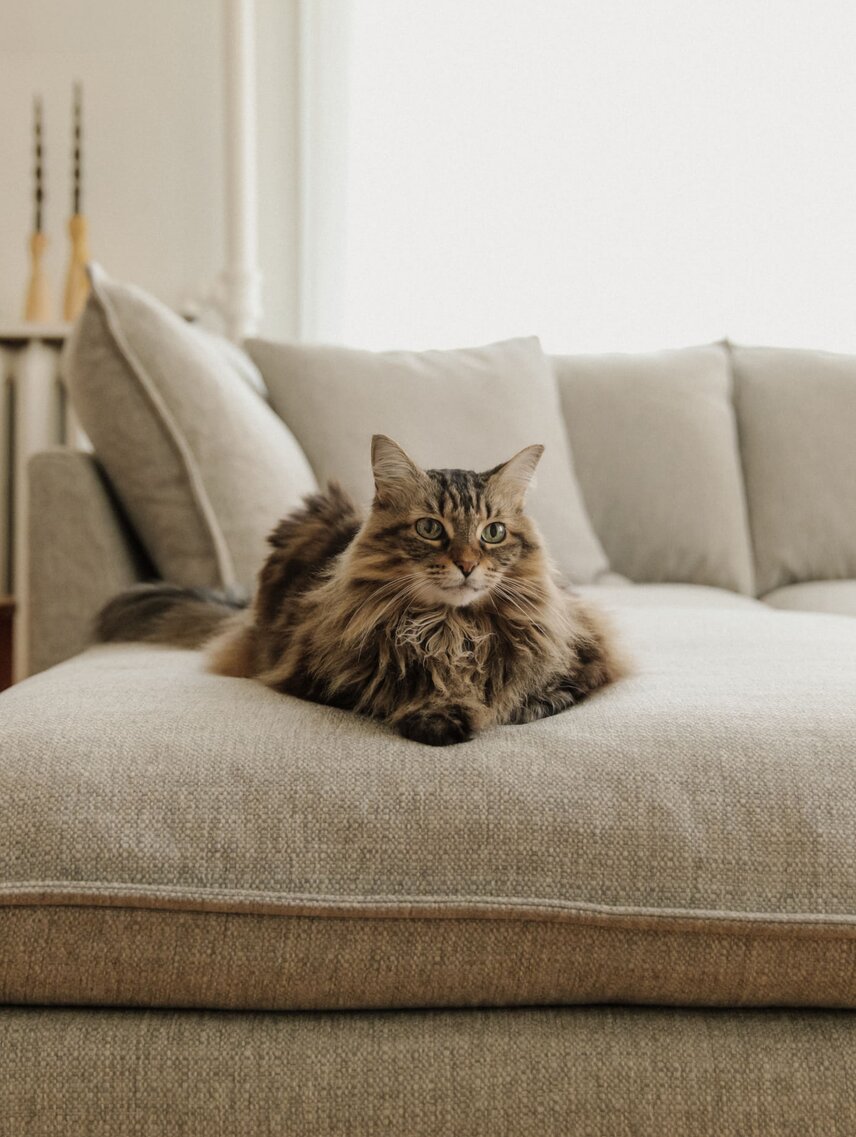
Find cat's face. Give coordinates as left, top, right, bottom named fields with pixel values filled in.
left=362, top=435, right=544, bottom=608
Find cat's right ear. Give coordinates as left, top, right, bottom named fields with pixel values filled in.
left=485, top=444, right=544, bottom=505
left=371, top=435, right=425, bottom=506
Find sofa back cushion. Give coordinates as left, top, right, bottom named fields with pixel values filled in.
left=64, top=266, right=317, bottom=591
left=731, top=344, right=856, bottom=596
left=246, top=336, right=611, bottom=584
left=554, top=345, right=754, bottom=594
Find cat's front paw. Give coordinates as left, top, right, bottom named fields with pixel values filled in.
left=396, top=706, right=475, bottom=746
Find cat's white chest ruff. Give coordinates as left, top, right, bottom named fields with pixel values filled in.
left=393, top=613, right=486, bottom=659
left=394, top=610, right=493, bottom=682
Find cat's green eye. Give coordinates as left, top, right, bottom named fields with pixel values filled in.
left=415, top=517, right=444, bottom=540
left=481, top=521, right=507, bottom=544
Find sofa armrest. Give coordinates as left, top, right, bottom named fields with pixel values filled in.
left=28, top=449, right=153, bottom=674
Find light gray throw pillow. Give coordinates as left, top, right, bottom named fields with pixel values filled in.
left=64, top=266, right=317, bottom=591
left=732, top=344, right=856, bottom=595
left=554, top=345, right=755, bottom=594
left=246, top=336, right=611, bottom=584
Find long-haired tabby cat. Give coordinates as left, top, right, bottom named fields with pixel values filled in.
left=98, top=436, right=626, bottom=745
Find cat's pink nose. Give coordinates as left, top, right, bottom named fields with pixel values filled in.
left=455, top=557, right=478, bottom=578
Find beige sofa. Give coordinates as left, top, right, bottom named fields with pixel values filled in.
left=2, top=272, right=856, bottom=1134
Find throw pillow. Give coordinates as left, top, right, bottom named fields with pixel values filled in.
left=64, top=265, right=317, bottom=591
left=246, top=336, right=610, bottom=584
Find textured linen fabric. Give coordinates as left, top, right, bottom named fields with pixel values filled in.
left=246, top=336, right=610, bottom=584
left=3, top=600, right=856, bottom=1011
left=732, top=343, right=856, bottom=595
left=577, top=582, right=762, bottom=610
left=763, top=580, right=856, bottom=617
left=27, top=450, right=149, bottom=674
left=199, top=327, right=268, bottom=397
left=4, top=903, right=856, bottom=1012
left=554, top=345, right=755, bottom=593
left=63, top=265, right=317, bottom=591
left=2, top=1006, right=856, bottom=1137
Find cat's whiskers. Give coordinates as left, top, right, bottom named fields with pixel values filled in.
left=348, top=577, right=415, bottom=631
left=491, top=579, right=550, bottom=635
left=502, top=578, right=577, bottom=641
left=345, top=573, right=416, bottom=626
left=352, top=575, right=425, bottom=656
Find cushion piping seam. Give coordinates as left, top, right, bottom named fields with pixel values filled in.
left=3, top=883, right=856, bottom=932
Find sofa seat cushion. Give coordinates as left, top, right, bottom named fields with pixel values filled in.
left=2, top=605, right=856, bottom=1012
left=763, top=581, right=856, bottom=618
left=580, top=583, right=763, bottom=610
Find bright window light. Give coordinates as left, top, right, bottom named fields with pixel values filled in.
left=329, top=0, right=856, bottom=352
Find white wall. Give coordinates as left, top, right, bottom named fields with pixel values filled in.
left=0, top=0, right=299, bottom=336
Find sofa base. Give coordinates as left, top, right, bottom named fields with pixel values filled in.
left=1, top=1004, right=854, bottom=1136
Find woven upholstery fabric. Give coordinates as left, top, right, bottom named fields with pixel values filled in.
left=576, top=582, right=762, bottom=610
left=63, top=266, right=317, bottom=591
left=763, top=580, right=856, bottom=617
left=554, top=345, right=755, bottom=594
left=28, top=450, right=149, bottom=675
left=3, top=596, right=856, bottom=1010
left=4, top=903, right=856, bottom=1011
left=246, top=336, right=610, bottom=585
left=732, top=343, right=856, bottom=595
left=2, top=1006, right=856, bottom=1137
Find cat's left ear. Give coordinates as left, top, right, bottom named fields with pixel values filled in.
left=371, top=434, right=426, bottom=505
left=485, top=444, right=544, bottom=505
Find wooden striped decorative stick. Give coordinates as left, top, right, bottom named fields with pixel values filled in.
left=24, top=95, right=51, bottom=322
left=64, top=81, right=90, bottom=322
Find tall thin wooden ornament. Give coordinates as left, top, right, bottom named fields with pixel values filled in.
left=24, top=96, right=51, bottom=323
left=63, top=82, right=90, bottom=322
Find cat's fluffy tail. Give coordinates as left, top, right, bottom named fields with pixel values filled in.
left=254, top=482, right=363, bottom=625
left=96, top=583, right=247, bottom=649
left=95, top=484, right=361, bottom=654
